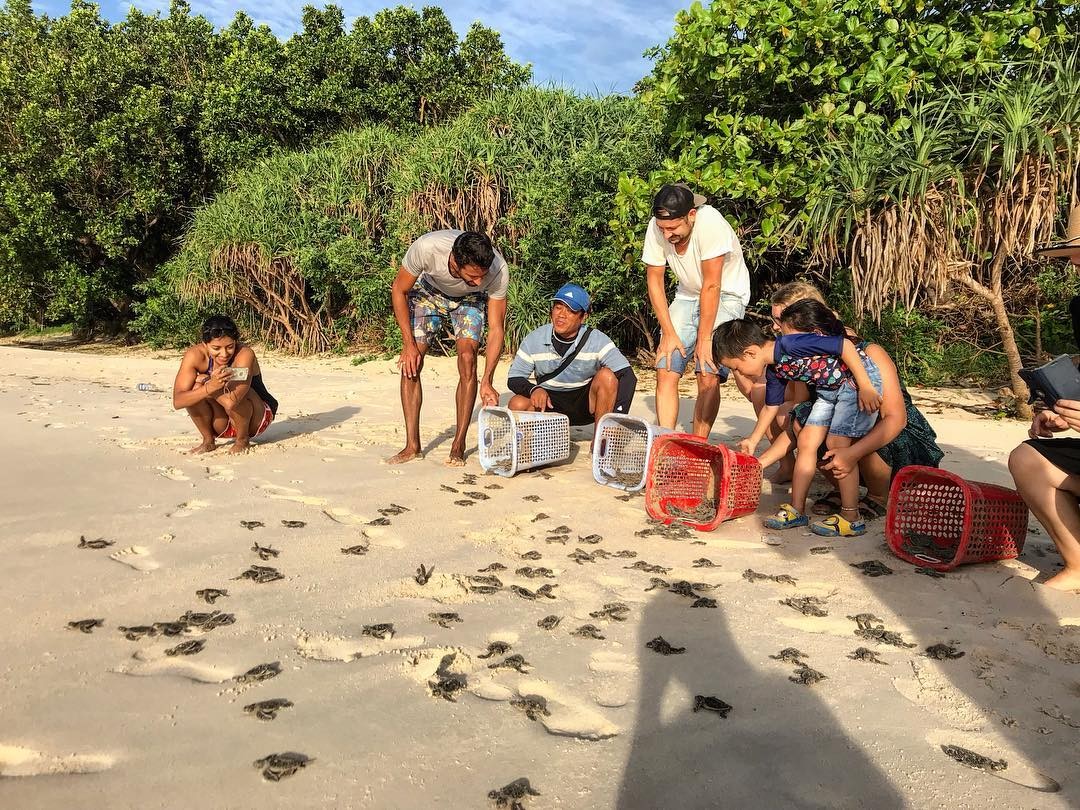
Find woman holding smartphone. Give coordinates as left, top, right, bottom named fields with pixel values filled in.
left=172, top=315, right=278, bottom=454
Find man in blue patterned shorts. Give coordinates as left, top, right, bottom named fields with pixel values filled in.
left=388, top=230, right=508, bottom=466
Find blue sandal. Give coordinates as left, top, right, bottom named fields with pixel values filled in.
left=765, top=503, right=809, bottom=530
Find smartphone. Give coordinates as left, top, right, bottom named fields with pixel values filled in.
left=227, top=366, right=250, bottom=381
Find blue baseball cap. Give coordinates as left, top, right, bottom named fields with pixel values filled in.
left=550, top=283, right=591, bottom=313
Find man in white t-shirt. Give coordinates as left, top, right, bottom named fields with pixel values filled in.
left=387, top=230, right=508, bottom=466
left=642, top=184, right=750, bottom=437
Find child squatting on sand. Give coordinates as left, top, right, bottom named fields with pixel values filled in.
left=714, top=300, right=883, bottom=537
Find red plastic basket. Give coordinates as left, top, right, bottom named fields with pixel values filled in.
left=886, top=465, right=1029, bottom=571
left=644, top=434, right=763, bottom=530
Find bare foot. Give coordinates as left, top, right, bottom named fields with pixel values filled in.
left=386, top=447, right=423, bottom=464
left=188, top=440, right=217, bottom=455
left=227, top=440, right=251, bottom=455
left=444, top=449, right=466, bottom=467
left=1043, top=567, right=1080, bottom=593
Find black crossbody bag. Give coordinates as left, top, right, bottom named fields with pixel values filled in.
left=535, top=327, right=594, bottom=386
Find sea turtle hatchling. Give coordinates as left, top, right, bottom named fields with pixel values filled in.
left=691, top=597, right=718, bottom=608
left=613, top=549, right=637, bottom=559
left=779, top=596, right=828, bottom=617
left=769, top=648, right=806, bottom=664
left=488, top=654, right=530, bottom=673
left=646, top=636, right=686, bottom=655
left=244, top=698, right=294, bottom=721
left=530, top=513, right=549, bottom=522
left=578, top=534, right=603, bottom=545
left=195, top=588, right=228, bottom=605
left=537, top=615, right=562, bottom=630
left=488, top=777, right=541, bottom=809
left=511, top=584, right=557, bottom=601
left=520, top=550, right=543, bottom=561
left=239, top=521, right=264, bottom=531
left=668, top=581, right=700, bottom=598
left=78, top=536, right=114, bottom=549
left=253, top=752, right=312, bottom=781
left=378, top=503, right=411, bottom=516
left=772, top=574, right=798, bottom=586
left=463, top=491, right=490, bottom=501
left=469, top=574, right=503, bottom=589
left=509, top=695, right=550, bottom=721
left=692, top=695, right=733, bottom=717
left=571, top=624, right=606, bottom=640
left=848, top=614, right=916, bottom=648
left=252, top=542, right=280, bottom=561
left=361, top=623, right=395, bottom=640
left=429, top=612, right=462, bottom=629
left=460, top=473, right=479, bottom=485
left=478, top=563, right=507, bottom=572
left=152, top=621, right=189, bottom=636
left=522, top=495, right=542, bottom=503
left=367, top=517, right=392, bottom=526
left=625, top=561, right=671, bottom=574
left=165, top=639, right=206, bottom=656
left=515, top=566, right=555, bottom=579
left=544, top=534, right=569, bottom=544
left=484, top=483, right=503, bottom=490
left=429, top=674, right=467, bottom=702
left=849, top=560, right=894, bottom=577
left=477, top=641, right=512, bottom=659
left=454, top=500, right=475, bottom=507
left=232, top=565, right=284, bottom=584
left=789, top=664, right=827, bottom=685
left=118, top=625, right=158, bottom=641
left=235, top=662, right=282, bottom=683
left=849, top=647, right=887, bottom=664
left=67, top=618, right=104, bottom=634
left=567, top=549, right=595, bottom=565
left=924, top=643, right=965, bottom=660
left=280, top=520, right=306, bottom=529
left=644, top=577, right=670, bottom=592
left=742, top=569, right=771, bottom=583
left=180, top=610, right=235, bottom=630
left=340, top=544, right=369, bottom=556
left=809, top=546, right=831, bottom=555
left=548, top=525, right=571, bottom=535
left=414, top=563, right=434, bottom=585
left=440, top=485, right=459, bottom=493
left=914, top=567, right=947, bottom=579
left=589, top=602, right=631, bottom=622
left=940, top=744, right=1007, bottom=772
left=692, top=558, right=717, bottom=568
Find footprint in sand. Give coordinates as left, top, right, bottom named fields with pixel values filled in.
left=588, top=651, right=637, bottom=708
left=0, top=744, right=114, bottom=777
left=893, top=661, right=988, bottom=732
left=295, top=631, right=427, bottom=662
left=258, top=483, right=328, bottom=506
left=111, top=655, right=238, bottom=683
left=167, top=499, right=210, bottom=518
left=108, top=546, right=161, bottom=572
left=206, top=466, right=235, bottom=482
left=155, top=465, right=190, bottom=482
left=475, top=677, right=620, bottom=740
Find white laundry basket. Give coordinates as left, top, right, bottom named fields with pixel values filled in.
left=592, top=414, right=673, bottom=492
left=478, top=407, right=571, bottom=477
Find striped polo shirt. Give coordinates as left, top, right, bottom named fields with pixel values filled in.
left=507, top=324, right=630, bottom=390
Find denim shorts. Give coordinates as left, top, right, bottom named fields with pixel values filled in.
left=656, top=293, right=745, bottom=377
left=803, top=362, right=883, bottom=438
left=408, top=280, right=486, bottom=344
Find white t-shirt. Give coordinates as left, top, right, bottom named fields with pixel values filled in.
left=641, top=205, right=751, bottom=315
left=402, top=229, right=509, bottom=299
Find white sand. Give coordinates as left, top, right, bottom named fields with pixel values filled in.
left=0, top=344, right=1077, bottom=808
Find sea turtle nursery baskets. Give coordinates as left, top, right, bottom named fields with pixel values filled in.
left=478, top=407, right=571, bottom=477
left=886, top=465, right=1029, bottom=571
left=644, top=434, right=762, bottom=531
left=592, top=414, right=673, bottom=492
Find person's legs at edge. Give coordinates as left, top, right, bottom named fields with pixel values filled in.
left=588, top=367, right=618, bottom=445
left=222, top=388, right=258, bottom=454
left=655, top=367, right=682, bottom=428
left=1008, top=443, right=1080, bottom=591
left=447, top=338, right=479, bottom=466
left=792, top=425, right=829, bottom=514
left=692, top=369, right=720, bottom=438
left=858, top=453, right=892, bottom=508
left=186, top=398, right=218, bottom=453
left=825, top=433, right=861, bottom=524
left=388, top=343, right=428, bottom=463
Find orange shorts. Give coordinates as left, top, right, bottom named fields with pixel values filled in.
left=218, top=403, right=274, bottom=439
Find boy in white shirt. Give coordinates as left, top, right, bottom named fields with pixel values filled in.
left=642, top=184, right=751, bottom=437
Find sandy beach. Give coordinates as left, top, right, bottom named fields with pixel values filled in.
left=1, top=343, right=1077, bottom=809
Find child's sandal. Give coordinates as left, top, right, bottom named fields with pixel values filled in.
left=764, top=503, right=809, bottom=530
left=811, top=513, right=867, bottom=537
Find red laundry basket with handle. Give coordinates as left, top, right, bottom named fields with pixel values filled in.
left=644, top=434, right=762, bottom=531
left=886, top=465, right=1029, bottom=571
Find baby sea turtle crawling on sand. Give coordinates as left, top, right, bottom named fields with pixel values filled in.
left=252, top=542, right=280, bottom=561
left=429, top=674, right=467, bottom=702
left=253, top=752, right=312, bottom=781
left=925, top=643, right=965, bottom=660
left=537, top=615, right=562, bottom=630
left=809, top=546, right=831, bottom=555
left=571, top=624, right=606, bottom=640
left=280, top=520, right=306, bottom=529
left=118, top=625, right=158, bottom=641
left=692, top=558, right=717, bottom=568
left=770, top=648, right=806, bottom=664
left=379, top=503, right=411, bottom=516
left=522, top=495, right=542, bottom=503
left=152, top=620, right=189, bottom=636
left=489, top=654, right=531, bottom=673
left=78, top=536, right=114, bottom=549
left=239, top=521, right=264, bottom=531
left=848, top=613, right=917, bottom=648
left=613, top=549, right=637, bottom=559
left=545, top=534, right=569, bottom=545
left=478, top=562, right=507, bottom=572
left=578, top=534, right=603, bottom=545
left=530, top=512, right=549, bottom=522
left=691, top=597, right=718, bottom=608
left=484, top=483, right=503, bottom=490
left=850, top=560, right=894, bottom=577
left=520, top=550, right=543, bottom=561
left=626, top=561, right=671, bottom=574
left=743, top=569, right=771, bottom=583
left=464, top=491, right=490, bottom=501
left=460, top=473, right=479, bottom=485
left=510, top=695, right=550, bottom=721
left=590, top=548, right=612, bottom=559
left=850, top=647, right=888, bottom=664
left=548, top=525, right=571, bottom=535
left=470, top=574, right=503, bottom=589
left=340, top=544, right=369, bottom=556
left=478, top=641, right=513, bottom=659
left=511, top=584, right=557, bottom=601
left=233, top=565, right=284, bottom=584
left=589, top=602, right=631, bottom=622
left=196, top=588, right=228, bottom=605
left=414, top=563, right=434, bottom=585
left=693, top=696, right=733, bottom=717
left=940, top=744, right=1007, bottom=772
left=644, top=577, right=670, bottom=592
left=914, top=566, right=947, bottom=578
left=165, top=639, right=206, bottom=656
left=454, top=499, right=476, bottom=507
left=668, top=580, right=700, bottom=598
left=779, top=596, right=828, bottom=617
left=235, top=662, right=282, bottom=683
left=429, top=612, right=463, bottom=629
left=790, top=664, right=827, bottom=685
left=772, top=574, right=798, bottom=586
left=440, top=484, right=459, bottom=493
left=646, top=636, right=686, bottom=655
left=567, top=549, right=596, bottom=565
left=367, top=516, right=392, bottom=526
left=180, top=610, right=235, bottom=630
left=244, top=698, right=294, bottom=721
left=488, top=777, right=541, bottom=809
left=67, top=618, right=104, bottom=634
left=362, top=623, right=395, bottom=640
left=516, top=566, right=555, bottom=579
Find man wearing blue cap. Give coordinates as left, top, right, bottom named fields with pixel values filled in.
left=506, top=284, right=636, bottom=434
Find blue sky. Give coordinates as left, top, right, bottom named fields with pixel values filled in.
left=32, top=0, right=687, bottom=93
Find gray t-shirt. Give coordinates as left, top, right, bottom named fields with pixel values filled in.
left=402, top=230, right=509, bottom=300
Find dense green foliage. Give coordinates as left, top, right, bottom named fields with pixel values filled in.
left=135, top=89, right=663, bottom=353
left=0, top=0, right=529, bottom=333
